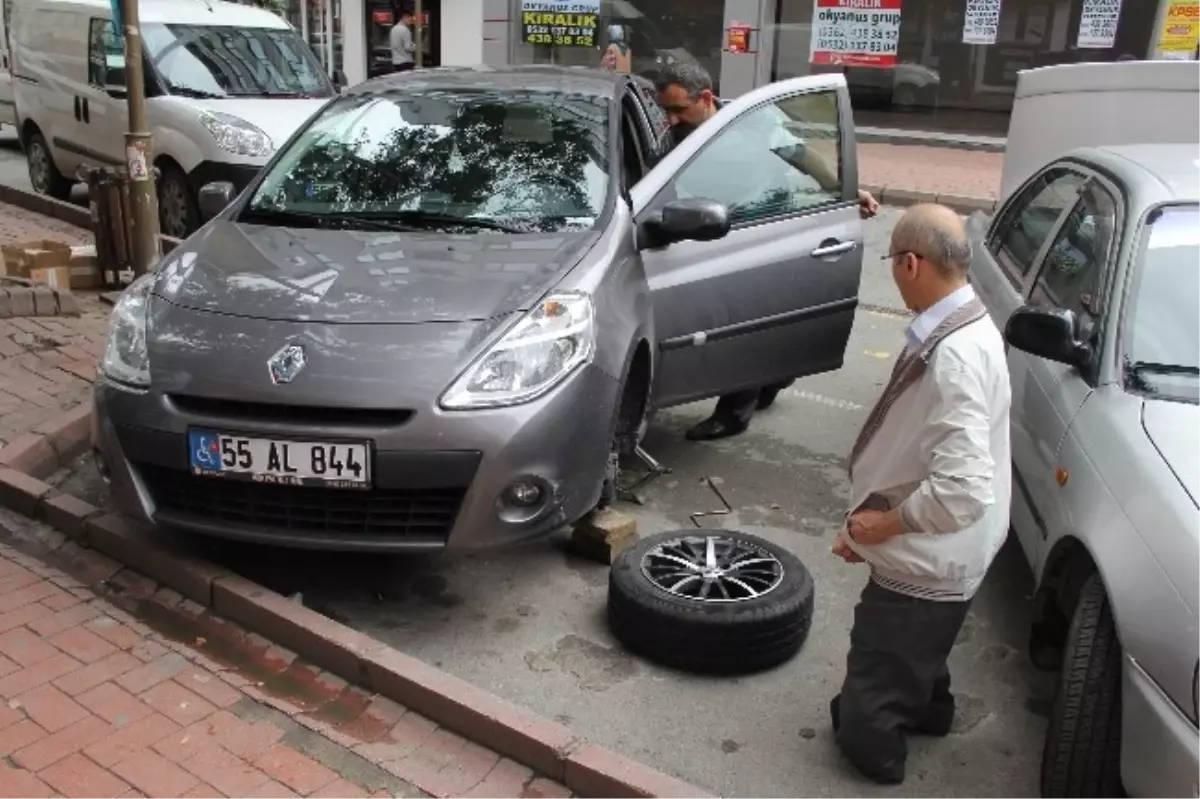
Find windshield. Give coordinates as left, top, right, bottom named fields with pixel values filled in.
left=143, top=23, right=332, bottom=99
left=243, top=89, right=610, bottom=234
left=1125, top=204, right=1199, bottom=404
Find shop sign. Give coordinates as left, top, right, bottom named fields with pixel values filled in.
left=1158, top=0, right=1200, bottom=59
left=727, top=22, right=752, bottom=53
left=962, top=0, right=1001, bottom=44
left=520, top=0, right=599, bottom=48
left=372, top=9, right=393, bottom=24
left=1077, top=0, right=1122, bottom=48
left=810, top=0, right=903, bottom=68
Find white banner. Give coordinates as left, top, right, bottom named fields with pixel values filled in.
left=963, top=0, right=1002, bottom=44
left=1078, top=0, right=1122, bottom=48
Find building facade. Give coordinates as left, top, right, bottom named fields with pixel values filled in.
left=269, top=0, right=1195, bottom=136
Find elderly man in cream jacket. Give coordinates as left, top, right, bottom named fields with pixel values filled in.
left=830, top=203, right=1012, bottom=785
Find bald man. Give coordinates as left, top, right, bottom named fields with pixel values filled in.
left=829, top=204, right=1012, bottom=784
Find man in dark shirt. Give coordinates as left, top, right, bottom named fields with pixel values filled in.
left=652, top=62, right=879, bottom=441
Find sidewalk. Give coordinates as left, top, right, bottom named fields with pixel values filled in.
left=0, top=527, right=563, bottom=799
left=859, top=142, right=1003, bottom=202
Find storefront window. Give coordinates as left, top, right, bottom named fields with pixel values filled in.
left=510, top=0, right=726, bottom=93
left=284, top=0, right=344, bottom=77
left=767, top=0, right=1158, bottom=135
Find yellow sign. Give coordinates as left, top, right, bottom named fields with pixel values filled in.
left=1159, top=0, right=1200, bottom=58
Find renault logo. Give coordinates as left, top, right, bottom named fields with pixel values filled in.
left=268, top=343, right=307, bottom=385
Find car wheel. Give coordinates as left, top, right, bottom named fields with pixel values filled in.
left=892, top=82, right=919, bottom=109
left=1040, top=573, right=1124, bottom=798
left=608, top=529, right=813, bottom=674
left=26, top=131, right=72, bottom=200
left=158, top=164, right=200, bottom=239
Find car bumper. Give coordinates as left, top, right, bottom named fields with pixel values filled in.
left=1121, top=654, right=1200, bottom=798
left=91, top=363, right=620, bottom=552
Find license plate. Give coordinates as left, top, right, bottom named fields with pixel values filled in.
left=188, top=430, right=370, bottom=489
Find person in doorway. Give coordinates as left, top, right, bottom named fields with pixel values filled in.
left=651, top=62, right=880, bottom=441
left=389, top=7, right=416, bottom=73
left=829, top=203, right=1012, bottom=785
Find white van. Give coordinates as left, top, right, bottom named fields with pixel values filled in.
left=12, top=0, right=338, bottom=237
left=0, top=0, right=15, bottom=128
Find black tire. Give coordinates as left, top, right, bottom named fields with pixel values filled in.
left=1040, top=573, right=1124, bottom=798
left=158, top=163, right=201, bottom=239
left=26, top=131, right=72, bottom=200
left=607, top=529, right=813, bottom=674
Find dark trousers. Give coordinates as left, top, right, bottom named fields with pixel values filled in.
left=834, top=580, right=971, bottom=783
left=392, top=62, right=414, bottom=73
left=711, top=379, right=794, bottom=425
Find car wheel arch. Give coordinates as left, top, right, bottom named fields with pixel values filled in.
left=613, top=338, right=652, bottom=452
left=1031, top=536, right=1123, bottom=669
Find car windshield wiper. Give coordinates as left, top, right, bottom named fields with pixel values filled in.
left=356, top=210, right=524, bottom=234
left=1127, top=361, right=1200, bottom=377
left=241, top=207, right=419, bottom=232
left=165, top=83, right=225, bottom=99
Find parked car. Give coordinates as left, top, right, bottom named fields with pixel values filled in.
left=91, top=66, right=865, bottom=552
left=967, top=143, right=1199, bottom=798
left=12, top=0, right=336, bottom=237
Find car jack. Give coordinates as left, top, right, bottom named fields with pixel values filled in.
left=616, top=446, right=671, bottom=505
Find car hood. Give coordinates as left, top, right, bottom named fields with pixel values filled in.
left=182, top=98, right=329, bottom=149
left=154, top=221, right=601, bottom=324
left=1143, top=399, right=1199, bottom=507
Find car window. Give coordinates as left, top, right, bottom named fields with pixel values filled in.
left=635, top=81, right=670, bottom=154
left=669, top=91, right=842, bottom=226
left=1028, top=182, right=1118, bottom=321
left=991, top=167, right=1087, bottom=287
left=620, top=101, right=648, bottom=189
left=246, top=89, right=610, bottom=234
left=88, top=18, right=125, bottom=90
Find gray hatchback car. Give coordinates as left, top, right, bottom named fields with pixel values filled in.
left=91, top=66, right=865, bottom=551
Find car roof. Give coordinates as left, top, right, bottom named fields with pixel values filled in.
left=347, top=65, right=633, bottom=99
left=49, top=0, right=290, bottom=27
left=1068, top=143, right=1200, bottom=205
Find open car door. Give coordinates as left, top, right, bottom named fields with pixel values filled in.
left=631, top=74, right=863, bottom=409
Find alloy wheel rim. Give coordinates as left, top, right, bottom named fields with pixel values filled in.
left=29, top=143, right=49, bottom=193
left=641, top=535, right=784, bottom=603
left=161, top=179, right=188, bottom=238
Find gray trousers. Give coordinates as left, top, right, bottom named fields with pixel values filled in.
left=833, top=580, right=971, bottom=783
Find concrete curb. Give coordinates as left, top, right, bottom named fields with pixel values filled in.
left=0, top=404, right=715, bottom=799
left=865, top=184, right=997, bottom=215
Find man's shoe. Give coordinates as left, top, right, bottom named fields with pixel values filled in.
left=685, top=416, right=749, bottom=441
left=910, top=701, right=954, bottom=736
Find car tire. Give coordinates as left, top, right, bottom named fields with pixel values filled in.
left=158, top=163, right=201, bottom=239
left=607, top=529, right=813, bottom=674
left=26, top=131, right=72, bottom=200
left=1040, top=573, right=1124, bottom=798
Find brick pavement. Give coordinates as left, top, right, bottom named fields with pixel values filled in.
left=0, top=201, right=92, bottom=249
left=0, top=535, right=570, bottom=799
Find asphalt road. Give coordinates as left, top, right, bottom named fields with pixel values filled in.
left=35, top=205, right=1055, bottom=797
left=0, top=126, right=89, bottom=204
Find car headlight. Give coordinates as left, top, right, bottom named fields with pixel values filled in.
left=440, top=292, right=594, bottom=410
left=199, top=111, right=274, bottom=157
left=100, top=272, right=155, bottom=389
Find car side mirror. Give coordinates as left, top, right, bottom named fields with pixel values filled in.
left=1005, top=306, right=1091, bottom=369
left=197, top=181, right=236, bottom=221
left=639, top=198, right=730, bottom=250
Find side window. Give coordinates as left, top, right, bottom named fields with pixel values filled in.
left=1028, top=182, right=1118, bottom=323
left=671, top=91, right=842, bottom=226
left=633, top=81, right=670, bottom=161
left=88, top=18, right=125, bottom=90
left=619, top=100, right=648, bottom=189
left=990, top=167, right=1086, bottom=287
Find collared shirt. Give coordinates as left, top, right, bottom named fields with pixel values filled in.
left=905, top=283, right=976, bottom=354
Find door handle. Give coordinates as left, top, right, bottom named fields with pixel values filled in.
left=811, top=240, right=857, bottom=258
left=82, top=98, right=89, bottom=124
left=74, top=96, right=81, bottom=121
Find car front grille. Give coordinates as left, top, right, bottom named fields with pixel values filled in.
left=137, top=463, right=465, bottom=543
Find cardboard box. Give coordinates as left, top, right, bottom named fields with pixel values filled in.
left=68, top=245, right=102, bottom=289
left=0, top=239, right=72, bottom=278
left=29, top=265, right=73, bottom=291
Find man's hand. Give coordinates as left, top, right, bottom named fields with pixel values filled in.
left=846, top=508, right=903, bottom=546
left=857, top=190, right=879, bottom=219
left=832, top=532, right=864, bottom=563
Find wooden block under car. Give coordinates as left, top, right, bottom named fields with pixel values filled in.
left=570, top=507, right=639, bottom=564
left=0, top=239, right=72, bottom=278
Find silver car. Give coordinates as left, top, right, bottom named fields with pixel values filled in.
left=968, top=143, right=1198, bottom=798
left=91, top=67, right=865, bottom=551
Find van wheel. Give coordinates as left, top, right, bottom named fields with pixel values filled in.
left=1040, top=574, right=1124, bottom=798
left=26, top=132, right=72, bottom=200
left=158, top=165, right=200, bottom=239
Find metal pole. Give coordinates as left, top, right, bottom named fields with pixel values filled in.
left=120, top=0, right=161, bottom=275
left=414, top=0, right=423, bottom=67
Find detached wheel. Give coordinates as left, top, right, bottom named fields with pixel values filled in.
left=1040, top=573, right=1124, bottom=798
left=608, top=529, right=813, bottom=674
left=26, top=131, right=72, bottom=200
